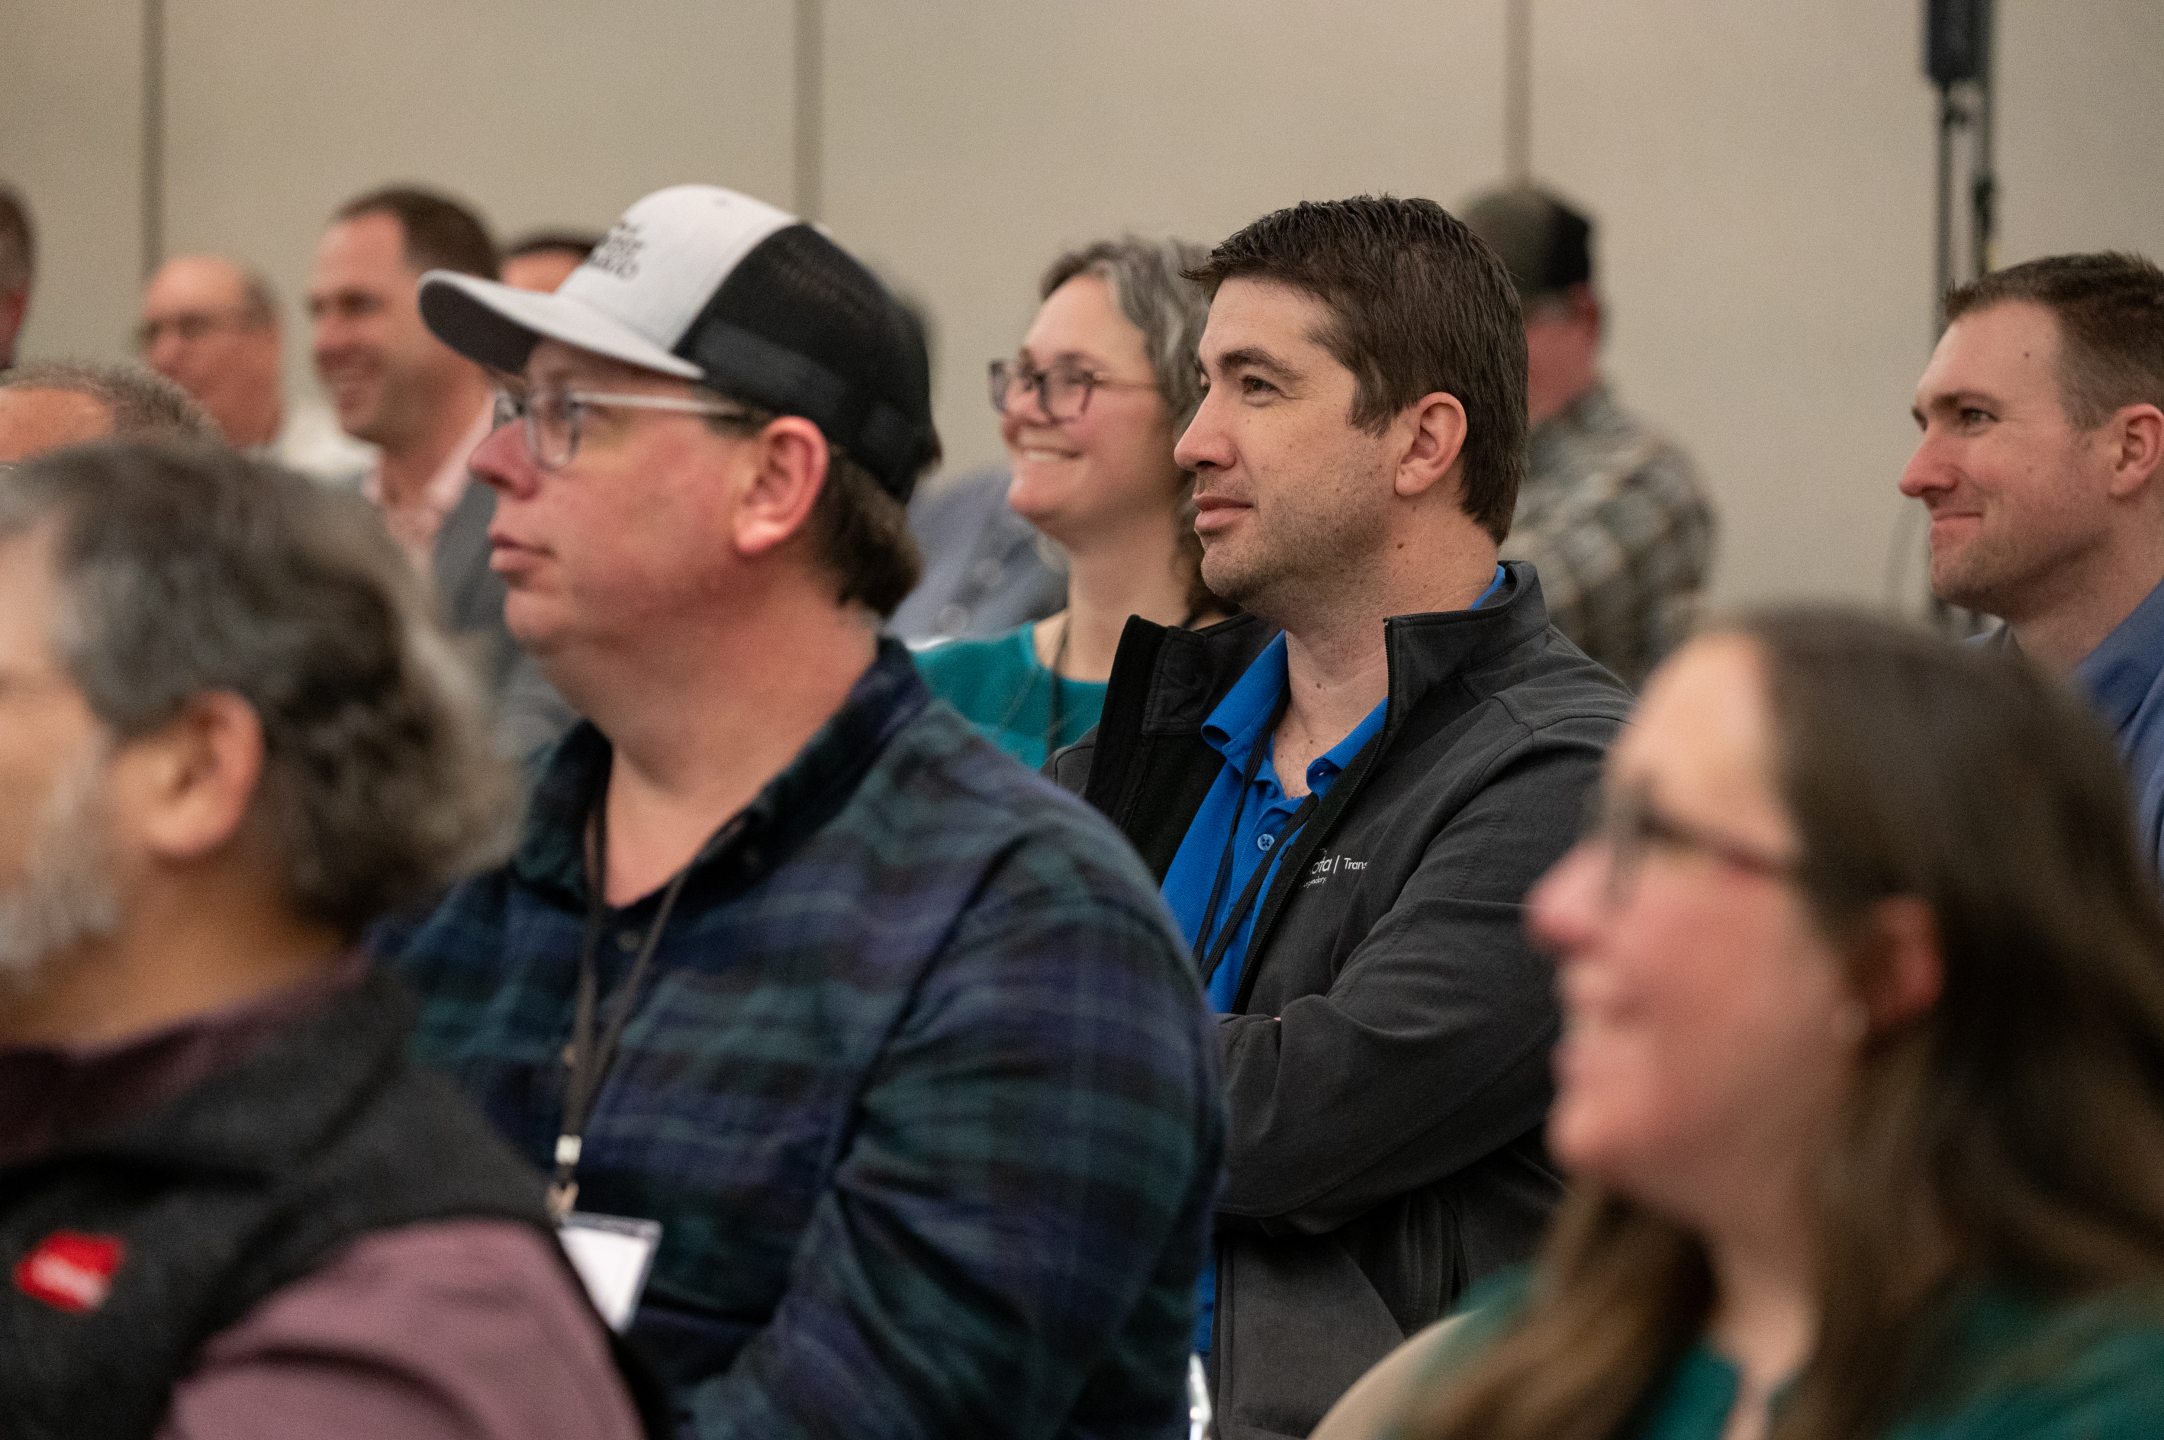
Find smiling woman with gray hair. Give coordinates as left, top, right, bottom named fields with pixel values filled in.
left=918, top=236, right=1230, bottom=767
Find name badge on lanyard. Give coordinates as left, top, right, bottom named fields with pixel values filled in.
left=558, top=1210, right=662, bottom=1331
left=548, top=780, right=709, bottom=1333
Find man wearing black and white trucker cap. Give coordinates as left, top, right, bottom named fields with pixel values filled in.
left=380, top=185, right=1224, bottom=1440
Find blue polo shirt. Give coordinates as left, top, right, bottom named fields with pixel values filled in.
left=1166, top=566, right=1504, bottom=1356
left=2074, top=573, right=2164, bottom=878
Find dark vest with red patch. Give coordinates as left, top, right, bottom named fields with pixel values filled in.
left=0, top=969, right=582, bottom=1439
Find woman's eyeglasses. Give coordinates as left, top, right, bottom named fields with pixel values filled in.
left=987, top=359, right=1154, bottom=422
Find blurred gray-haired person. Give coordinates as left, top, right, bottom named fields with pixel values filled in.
left=0, top=441, right=652, bottom=1439
left=0, top=360, right=216, bottom=461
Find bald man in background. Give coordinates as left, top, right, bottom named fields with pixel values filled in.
left=0, top=361, right=216, bottom=462
left=138, top=255, right=371, bottom=485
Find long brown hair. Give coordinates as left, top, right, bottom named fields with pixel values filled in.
left=1403, top=609, right=2164, bottom=1440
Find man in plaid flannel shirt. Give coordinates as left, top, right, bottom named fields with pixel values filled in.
left=1466, top=186, right=1715, bottom=691
left=378, top=184, right=1223, bottom=1440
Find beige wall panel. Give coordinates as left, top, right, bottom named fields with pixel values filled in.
left=1531, top=2, right=2164, bottom=613
left=821, top=0, right=1508, bottom=483
left=1530, top=1, right=1938, bottom=611
left=0, top=0, right=143, bottom=367
left=1995, top=0, right=2164, bottom=265
left=158, top=0, right=795, bottom=403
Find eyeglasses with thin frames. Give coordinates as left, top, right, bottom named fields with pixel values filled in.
left=492, top=384, right=755, bottom=470
left=135, top=309, right=265, bottom=353
left=987, top=358, right=1155, bottom=423
left=1578, top=784, right=1800, bottom=906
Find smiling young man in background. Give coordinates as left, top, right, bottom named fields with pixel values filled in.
left=309, top=185, right=571, bottom=757
left=1901, top=252, right=2164, bottom=870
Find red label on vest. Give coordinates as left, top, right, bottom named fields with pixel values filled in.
left=13, top=1231, right=125, bottom=1313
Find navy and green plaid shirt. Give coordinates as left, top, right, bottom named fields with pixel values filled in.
left=383, top=640, right=1223, bottom=1439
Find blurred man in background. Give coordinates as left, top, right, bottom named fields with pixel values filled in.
left=1463, top=186, right=1713, bottom=690
left=138, top=253, right=371, bottom=484
left=0, top=183, right=35, bottom=372
left=309, top=185, right=572, bottom=757
left=1902, top=251, right=2164, bottom=872
left=500, top=230, right=599, bottom=293
left=0, top=360, right=216, bottom=462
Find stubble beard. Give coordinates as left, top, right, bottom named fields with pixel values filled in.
left=1199, top=471, right=1390, bottom=626
left=1928, top=522, right=2036, bottom=622
left=0, top=746, right=122, bottom=993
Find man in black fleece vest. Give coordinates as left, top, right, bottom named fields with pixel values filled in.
left=0, top=442, right=649, bottom=1440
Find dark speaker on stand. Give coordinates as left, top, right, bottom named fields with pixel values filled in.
left=1925, top=0, right=1991, bottom=86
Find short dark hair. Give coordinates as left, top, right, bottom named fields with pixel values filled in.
left=1, top=360, right=219, bottom=444
left=1188, top=196, right=1527, bottom=544
left=703, top=401, right=921, bottom=618
left=1945, top=252, right=2164, bottom=430
left=503, top=229, right=602, bottom=264
left=0, top=442, right=513, bottom=936
left=0, top=182, right=31, bottom=295
left=334, top=185, right=499, bottom=280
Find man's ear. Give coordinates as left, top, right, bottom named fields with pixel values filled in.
left=2105, top=403, right=2164, bottom=499
left=111, top=692, right=266, bottom=863
left=733, top=416, right=831, bottom=558
left=1852, top=895, right=1945, bottom=1035
left=1393, top=391, right=1469, bottom=500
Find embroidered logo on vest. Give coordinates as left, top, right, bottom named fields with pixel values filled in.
left=13, top=1231, right=125, bottom=1313
left=1302, top=850, right=1368, bottom=889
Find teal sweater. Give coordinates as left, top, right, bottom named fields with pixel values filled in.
left=913, top=623, right=1107, bottom=769
left=1404, top=1270, right=2164, bottom=1440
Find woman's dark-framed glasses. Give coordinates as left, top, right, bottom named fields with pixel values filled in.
left=491, top=385, right=753, bottom=470
left=987, top=358, right=1153, bottom=422
left=1580, top=784, right=1800, bottom=904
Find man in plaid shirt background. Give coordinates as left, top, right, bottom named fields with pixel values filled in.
left=1466, top=186, right=1716, bottom=691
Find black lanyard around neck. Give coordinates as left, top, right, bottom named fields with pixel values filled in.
left=548, top=782, right=701, bottom=1221
left=1192, top=689, right=1319, bottom=988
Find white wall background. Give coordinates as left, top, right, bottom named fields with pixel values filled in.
left=4, top=1, right=2161, bottom=614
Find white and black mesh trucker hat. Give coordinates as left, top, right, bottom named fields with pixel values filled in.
left=417, top=184, right=938, bottom=500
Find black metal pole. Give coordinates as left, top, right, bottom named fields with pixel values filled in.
left=1934, top=85, right=1954, bottom=336
left=140, top=0, right=165, bottom=280
left=1970, top=11, right=1996, bottom=279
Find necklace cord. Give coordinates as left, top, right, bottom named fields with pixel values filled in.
left=552, top=770, right=707, bottom=1214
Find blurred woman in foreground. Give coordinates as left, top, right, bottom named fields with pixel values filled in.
left=1323, top=610, right=2164, bottom=1440
left=917, top=237, right=1225, bottom=767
